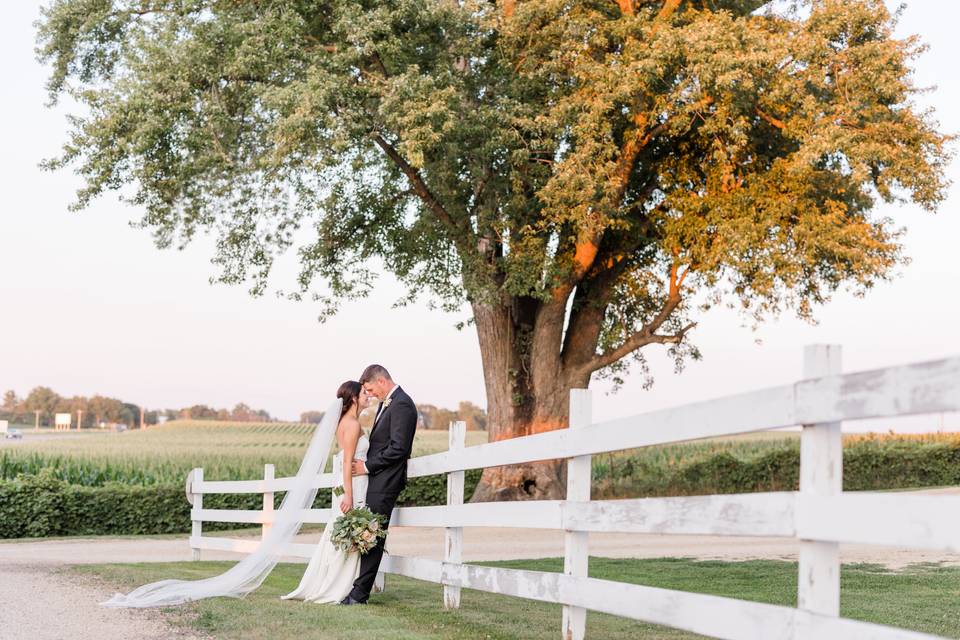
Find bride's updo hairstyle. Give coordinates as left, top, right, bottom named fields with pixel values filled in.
left=337, top=381, right=362, bottom=421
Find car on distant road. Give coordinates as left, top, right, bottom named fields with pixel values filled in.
left=4, top=429, right=23, bottom=440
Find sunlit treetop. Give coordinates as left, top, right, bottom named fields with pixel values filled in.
left=38, top=0, right=950, bottom=392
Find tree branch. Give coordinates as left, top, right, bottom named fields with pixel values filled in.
left=548, top=0, right=686, bottom=304
left=369, top=51, right=389, bottom=77
left=755, top=107, right=786, bottom=130
left=613, top=115, right=671, bottom=206
left=303, top=34, right=337, bottom=54
left=577, top=259, right=695, bottom=376
left=654, top=0, right=682, bottom=26
left=550, top=232, right=602, bottom=303
left=583, top=313, right=696, bottom=375
left=613, top=94, right=712, bottom=211
left=561, top=250, right=629, bottom=369
left=372, top=133, right=475, bottom=253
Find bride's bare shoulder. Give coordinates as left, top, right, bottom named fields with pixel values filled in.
left=338, top=415, right=361, bottom=436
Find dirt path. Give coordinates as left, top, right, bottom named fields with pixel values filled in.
left=0, top=564, right=204, bottom=640
left=4, top=525, right=959, bottom=570
left=2, top=487, right=957, bottom=639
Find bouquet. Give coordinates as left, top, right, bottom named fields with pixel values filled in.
left=330, top=506, right=387, bottom=555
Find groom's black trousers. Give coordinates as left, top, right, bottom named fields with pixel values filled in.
left=350, top=490, right=399, bottom=602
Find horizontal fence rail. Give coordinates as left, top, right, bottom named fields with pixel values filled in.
left=189, top=492, right=960, bottom=552
left=190, top=355, right=960, bottom=496
left=185, top=347, right=960, bottom=640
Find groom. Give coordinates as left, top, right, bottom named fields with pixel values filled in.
left=341, top=364, right=417, bottom=605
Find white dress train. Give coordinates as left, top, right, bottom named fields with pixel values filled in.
left=101, top=399, right=343, bottom=608
left=282, top=435, right=369, bottom=604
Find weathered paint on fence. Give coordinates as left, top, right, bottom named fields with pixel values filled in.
left=186, top=346, right=960, bottom=639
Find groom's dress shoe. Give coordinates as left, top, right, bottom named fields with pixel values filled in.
left=339, top=596, right=366, bottom=606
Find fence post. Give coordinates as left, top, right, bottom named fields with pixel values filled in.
left=444, top=420, right=467, bottom=609
left=262, top=463, right=275, bottom=540
left=798, top=344, right=842, bottom=621
left=562, top=389, right=592, bottom=640
left=191, top=467, right=203, bottom=561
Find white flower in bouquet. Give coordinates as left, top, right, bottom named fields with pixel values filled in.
left=330, top=506, right=387, bottom=555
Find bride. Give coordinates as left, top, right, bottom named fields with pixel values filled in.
left=102, top=385, right=357, bottom=608
left=282, top=380, right=371, bottom=603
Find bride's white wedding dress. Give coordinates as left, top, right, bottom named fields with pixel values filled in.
left=102, top=399, right=343, bottom=608
left=282, top=434, right=369, bottom=604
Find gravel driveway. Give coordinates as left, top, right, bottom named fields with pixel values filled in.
left=0, top=563, right=204, bottom=640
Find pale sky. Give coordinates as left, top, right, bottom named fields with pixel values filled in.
left=1, top=2, right=958, bottom=430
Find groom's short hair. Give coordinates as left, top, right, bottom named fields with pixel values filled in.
left=360, top=364, right=392, bottom=384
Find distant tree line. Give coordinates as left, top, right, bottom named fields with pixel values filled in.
left=4, top=385, right=479, bottom=429
left=418, top=401, right=487, bottom=431
left=161, top=403, right=273, bottom=423
left=1, top=387, right=274, bottom=428
left=298, top=401, right=487, bottom=431
left=299, top=410, right=326, bottom=425
left=2, top=387, right=146, bottom=428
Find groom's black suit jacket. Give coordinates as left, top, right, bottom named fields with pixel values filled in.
left=364, top=386, right=417, bottom=496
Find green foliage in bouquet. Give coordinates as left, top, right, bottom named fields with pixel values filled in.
left=330, top=506, right=387, bottom=555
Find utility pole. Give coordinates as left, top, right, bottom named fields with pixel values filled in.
left=34, top=410, right=40, bottom=432
left=77, top=409, right=83, bottom=431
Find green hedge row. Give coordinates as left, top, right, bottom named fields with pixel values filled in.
left=0, top=470, right=483, bottom=539
left=397, top=469, right=483, bottom=506
left=3, top=443, right=957, bottom=539
left=0, top=471, right=268, bottom=538
left=593, top=441, right=960, bottom=497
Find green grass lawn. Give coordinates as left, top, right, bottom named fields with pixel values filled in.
left=75, top=557, right=960, bottom=640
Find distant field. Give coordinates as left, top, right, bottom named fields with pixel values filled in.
left=0, top=420, right=488, bottom=486
left=2, top=419, right=958, bottom=496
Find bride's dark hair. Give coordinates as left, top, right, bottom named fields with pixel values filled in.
left=337, top=381, right=362, bottom=421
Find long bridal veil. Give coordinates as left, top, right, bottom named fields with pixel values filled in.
left=102, top=398, right=342, bottom=608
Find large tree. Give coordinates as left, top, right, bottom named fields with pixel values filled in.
left=24, top=386, right=62, bottom=424
left=38, top=0, right=949, bottom=500
left=2, top=390, right=21, bottom=412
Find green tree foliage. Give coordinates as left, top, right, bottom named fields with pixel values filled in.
left=23, top=386, right=62, bottom=424
left=299, top=410, right=326, bottom=424
left=37, top=0, right=950, bottom=497
left=3, top=385, right=272, bottom=427
left=418, top=404, right=459, bottom=430
left=419, top=401, right=488, bottom=430
left=230, top=402, right=271, bottom=421
left=458, top=401, right=487, bottom=431
left=2, top=390, right=21, bottom=412
left=178, top=403, right=274, bottom=421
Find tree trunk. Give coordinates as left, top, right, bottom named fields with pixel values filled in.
left=469, top=298, right=592, bottom=502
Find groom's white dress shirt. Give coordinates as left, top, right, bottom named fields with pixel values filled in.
left=361, top=384, right=400, bottom=474
left=376, top=384, right=400, bottom=420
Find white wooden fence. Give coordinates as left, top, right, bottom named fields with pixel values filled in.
left=185, top=345, right=960, bottom=640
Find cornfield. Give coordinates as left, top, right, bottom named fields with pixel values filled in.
left=2, top=420, right=957, bottom=491
left=0, top=420, right=487, bottom=486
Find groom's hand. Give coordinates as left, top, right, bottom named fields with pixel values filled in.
left=351, top=459, right=368, bottom=475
